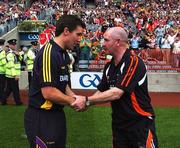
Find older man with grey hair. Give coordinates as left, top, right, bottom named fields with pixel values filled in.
left=72, top=27, right=158, bottom=148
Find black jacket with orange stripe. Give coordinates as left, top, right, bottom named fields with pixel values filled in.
left=97, top=49, right=155, bottom=129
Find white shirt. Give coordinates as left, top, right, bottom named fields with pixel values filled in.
left=167, top=34, right=177, bottom=45
left=173, top=41, right=180, bottom=54
left=161, top=38, right=171, bottom=49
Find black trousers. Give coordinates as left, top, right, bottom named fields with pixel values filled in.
left=112, top=117, right=158, bottom=148
left=24, top=107, right=66, bottom=148
left=0, top=74, right=6, bottom=101
left=28, top=72, right=32, bottom=89
left=2, top=77, right=22, bottom=104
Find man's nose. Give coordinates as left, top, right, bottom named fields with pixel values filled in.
left=77, top=36, right=81, bottom=43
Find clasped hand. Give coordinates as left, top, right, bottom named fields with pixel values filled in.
left=71, top=95, right=87, bottom=112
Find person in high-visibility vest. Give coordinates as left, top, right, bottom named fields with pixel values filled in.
left=2, top=39, right=22, bottom=105
left=24, top=41, right=39, bottom=88
left=0, top=39, right=6, bottom=105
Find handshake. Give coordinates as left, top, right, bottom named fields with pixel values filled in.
left=70, top=95, right=91, bottom=112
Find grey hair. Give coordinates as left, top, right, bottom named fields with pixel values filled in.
left=108, top=27, right=128, bottom=43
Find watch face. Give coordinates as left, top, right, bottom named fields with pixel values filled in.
left=86, top=100, right=90, bottom=106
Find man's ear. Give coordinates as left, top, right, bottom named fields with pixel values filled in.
left=63, top=27, right=70, bottom=36
left=116, top=40, right=120, bottom=46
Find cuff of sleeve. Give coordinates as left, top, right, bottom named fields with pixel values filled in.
left=97, top=85, right=107, bottom=92
left=40, top=82, right=58, bottom=88
left=116, top=84, right=130, bottom=93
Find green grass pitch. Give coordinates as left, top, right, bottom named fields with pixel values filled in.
left=0, top=106, right=179, bottom=148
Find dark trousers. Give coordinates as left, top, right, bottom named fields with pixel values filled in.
left=28, top=72, right=32, bottom=89
left=2, top=77, right=22, bottom=104
left=24, top=107, right=66, bottom=148
left=0, top=74, right=6, bottom=102
left=112, top=117, right=158, bottom=148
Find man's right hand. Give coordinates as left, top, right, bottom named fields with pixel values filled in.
left=71, top=95, right=87, bottom=112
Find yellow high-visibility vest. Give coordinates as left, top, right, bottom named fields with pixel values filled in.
left=5, top=50, right=16, bottom=78
left=0, top=48, right=6, bottom=74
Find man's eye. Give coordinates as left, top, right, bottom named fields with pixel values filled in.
left=77, top=33, right=82, bottom=36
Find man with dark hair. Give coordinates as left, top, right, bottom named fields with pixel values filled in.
left=73, top=27, right=158, bottom=148
left=55, top=15, right=86, bottom=36
left=24, top=15, right=86, bottom=148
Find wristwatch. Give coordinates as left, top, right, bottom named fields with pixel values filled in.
left=85, top=96, right=91, bottom=106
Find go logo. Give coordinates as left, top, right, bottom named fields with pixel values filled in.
left=79, top=74, right=101, bottom=88
left=28, top=34, right=39, bottom=40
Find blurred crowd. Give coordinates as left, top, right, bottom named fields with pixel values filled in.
left=55, top=0, right=179, bottom=68
left=0, top=1, right=51, bottom=35
left=1, top=0, right=180, bottom=68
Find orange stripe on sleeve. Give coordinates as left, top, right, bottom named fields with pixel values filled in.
left=121, top=56, right=134, bottom=86
left=125, top=56, right=139, bottom=87
left=146, top=130, right=153, bottom=148
left=131, top=92, right=152, bottom=117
